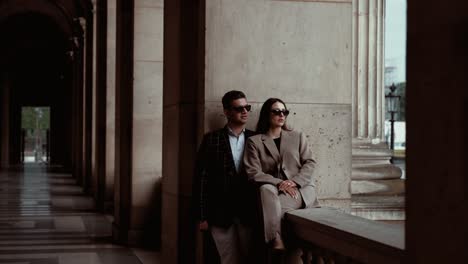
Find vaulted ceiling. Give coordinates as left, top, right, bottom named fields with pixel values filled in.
left=0, top=0, right=92, bottom=81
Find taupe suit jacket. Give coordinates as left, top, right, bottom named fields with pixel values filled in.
left=243, top=130, right=319, bottom=208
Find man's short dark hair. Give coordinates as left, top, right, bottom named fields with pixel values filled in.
left=222, top=90, right=246, bottom=109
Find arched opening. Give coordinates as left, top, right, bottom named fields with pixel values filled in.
left=0, top=13, right=73, bottom=170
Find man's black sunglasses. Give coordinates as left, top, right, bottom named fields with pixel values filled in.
left=231, top=105, right=252, bottom=112
left=271, top=109, right=290, bottom=116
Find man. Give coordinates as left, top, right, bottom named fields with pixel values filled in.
left=195, top=90, right=256, bottom=264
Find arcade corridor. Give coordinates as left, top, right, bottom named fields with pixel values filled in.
left=0, top=0, right=465, bottom=263
left=0, top=166, right=159, bottom=264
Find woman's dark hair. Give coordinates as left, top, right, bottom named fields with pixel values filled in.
left=255, top=98, right=291, bottom=134
left=222, top=90, right=246, bottom=109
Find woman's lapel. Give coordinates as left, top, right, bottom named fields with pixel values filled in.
left=280, top=130, right=292, bottom=160
left=261, top=134, right=280, bottom=164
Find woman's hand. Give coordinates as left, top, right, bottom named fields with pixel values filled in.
left=278, top=181, right=300, bottom=200
left=278, top=180, right=297, bottom=190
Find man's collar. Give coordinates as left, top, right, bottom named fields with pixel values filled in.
left=226, top=125, right=245, bottom=137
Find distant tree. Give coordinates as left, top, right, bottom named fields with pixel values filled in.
left=21, top=107, right=50, bottom=131
left=396, top=82, right=406, bottom=121
left=21, top=107, right=36, bottom=130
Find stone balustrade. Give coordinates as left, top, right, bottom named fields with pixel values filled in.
left=286, top=207, right=404, bottom=264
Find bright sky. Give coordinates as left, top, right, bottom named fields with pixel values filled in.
left=385, top=0, right=407, bottom=84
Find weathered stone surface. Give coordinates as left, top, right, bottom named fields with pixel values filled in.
left=205, top=0, right=352, bottom=104
left=287, top=207, right=404, bottom=263
left=351, top=195, right=405, bottom=220
left=105, top=0, right=117, bottom=204
left=352, top=164, right=402, bottom=180
left=351, top=179, right=405, bottom=195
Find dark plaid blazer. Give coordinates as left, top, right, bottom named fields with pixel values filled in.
left=195, top=126, right=256, bottom=228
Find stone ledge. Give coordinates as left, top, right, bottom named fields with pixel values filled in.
left=286, top=207, right=404, bottom=263
left=351, top=195, right=405, bottom=221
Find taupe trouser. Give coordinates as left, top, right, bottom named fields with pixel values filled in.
left=211, top=218, right=252, bottom=264
left=259, top=184, right=303, bottom=242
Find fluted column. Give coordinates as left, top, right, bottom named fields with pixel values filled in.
left=351, top=0, right=403, bottom=198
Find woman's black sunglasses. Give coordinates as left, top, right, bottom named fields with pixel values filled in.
left=271, top=109, right=290, bottom=116
left=231, top=104, right=252, bottom=112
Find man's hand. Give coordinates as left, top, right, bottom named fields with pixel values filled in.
left=199, top=221, right=209, bottom=231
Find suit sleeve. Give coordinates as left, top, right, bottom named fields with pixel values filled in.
left=291, top=132, right=316, bottom=187
left=244, top=138, right=283, bottom=186
left=194, top=135, right=209, bottom=221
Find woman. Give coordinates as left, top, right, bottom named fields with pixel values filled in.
left=243, top=98, right=319, bottom=250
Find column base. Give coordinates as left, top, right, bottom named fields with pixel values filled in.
left=352, top=140, right=403, bottom=194
left=351, top=179, right=405, bottom=195
left=351, top=195, right=405, bottom=221
left=318, top=198, right=351, bottom=211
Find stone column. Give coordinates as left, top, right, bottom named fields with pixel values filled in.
left=351, top=0, right=403, bottom=219
left=91, top=0, right=98, bottom=204
left=407, top=0, right=467, bottom=260
left=161, top=0, right=204, bottom=263
left=93, top=0, right=108, bottom=211
left=81, top=15, right=93, bottom=193
left=73, top=19, right=85, bottom=186
left=113, top=0, right=133, bottom=244
left=0, top=74, right=10, bottom=168
left=105, top=0, right=116, bottom=212
left=113, top=0, right=163, bottom=246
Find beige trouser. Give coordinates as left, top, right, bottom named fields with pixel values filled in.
left=259, top=184, right=303, bottom=242
left=211, top=218, right=252, bottom=264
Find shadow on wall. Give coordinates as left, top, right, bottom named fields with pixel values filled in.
left=207, top=108, right=226, bottom=131
left=141, top=179, right=162, bottom=249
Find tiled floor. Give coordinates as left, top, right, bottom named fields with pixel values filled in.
left=0, top=166, right=160, bottom=264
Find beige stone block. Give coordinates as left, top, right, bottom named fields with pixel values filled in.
left=133, top=61, right=163, bottom=117
left=132, top=119, right=162, bottom=167
left=131, top=120, right=162, bottom=206
left=286, top=103, right=352, bottom=199
left=134, top=6, right=163, bottom=62
left=205, top=0, right=352, bottom=104
left=108, top=0, right=116, bottom=8
left=131, top=60, right=163, bottom=206
left=135, top=0, right=163, bottom=8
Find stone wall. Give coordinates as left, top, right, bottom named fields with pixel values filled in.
left=204, top=0, right=353, bottom=206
